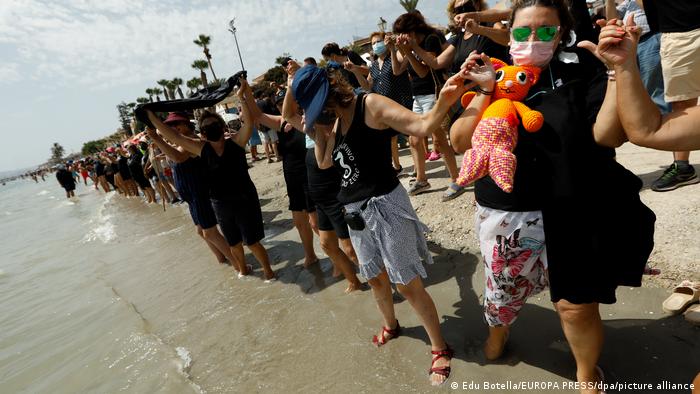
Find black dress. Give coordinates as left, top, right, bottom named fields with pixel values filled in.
left=476, top=60, right=656, bottom=304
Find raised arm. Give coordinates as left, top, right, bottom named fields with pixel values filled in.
left=146, top=110, right=205, bottom=156
left=145, top=127, right=190, bottom=163
left=386, top=36, right=410, bottom=75
left=365, top=71, right=473, bottom=137
left=454, top=9, right=511, bottom=25
left=465, top=20, right=510, bottom=46
left=346, top=61, right=371, bottom=91
left=232, top=78, right=255, bottom=148
left=410, top=40, right=456, bottom=71
left=396, top=35, right=430, bottom=78
left=448, top=52, right=496, bottom=152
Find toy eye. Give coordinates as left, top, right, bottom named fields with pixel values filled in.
left=495, top=70, right=504, bottom=82
left=516, top=71, right=528, bottom=85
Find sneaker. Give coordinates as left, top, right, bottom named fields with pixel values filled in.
left=651, top=163, right=699, bottom=192
left=428, top=151, right=442, bottom=161
left=407, top=180, right=431, bottom=196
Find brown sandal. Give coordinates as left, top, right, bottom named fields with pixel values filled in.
left=371, top=321, right=401, bottom=347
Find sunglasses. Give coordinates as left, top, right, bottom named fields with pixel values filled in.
left=454, top=1, right=475, bottom=15
left=511, top=25, right=560, bottom=42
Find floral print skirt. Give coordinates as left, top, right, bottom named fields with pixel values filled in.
left=475, top=204, right=549, bottom=327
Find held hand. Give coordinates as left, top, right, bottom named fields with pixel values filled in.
left=440, top=72, right=476, bottom=106
left=454, top=12, right=477, bottom=27
left=384, top=34, right=395, bottom=49
left=578, top=16, right=640, bottom=68
left=460, top=52, right=496, bottom=91
left=286, top=60, right=301, bottom=82
left=343, top=61, right=356, bottom=72
left=145, top=126, right=157, bottom=138
left=283, top=122, right=293, bottom=133
left=464, top=19, right=479, bottom=34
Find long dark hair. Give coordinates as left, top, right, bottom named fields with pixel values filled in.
left=510, top=0, right=575, bottom=48
left=392, top=11, right=441, bottom=38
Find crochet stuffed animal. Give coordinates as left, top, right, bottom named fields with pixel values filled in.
left=456, top=59, right=543, bottom=193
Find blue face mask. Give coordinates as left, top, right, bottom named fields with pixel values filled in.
left=372, top=41, right=387, bottom=56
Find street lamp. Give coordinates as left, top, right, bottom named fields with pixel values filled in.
left=228, top=18, right=245, bottom=71
left=377, top=17, right=387, bottom=33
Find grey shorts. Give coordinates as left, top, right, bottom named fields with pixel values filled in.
left=260, top=129, right=279, bottom=143
left=344, top=184, right=433, bottom=285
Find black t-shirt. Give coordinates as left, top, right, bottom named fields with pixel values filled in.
left=644, top=0, right=700, bottom=33
left=56, top=169, right=74, bottom=186
left=448, top=33, right=508, bottom=75
left=95, top=161, right=106, bottom=176
left=408, top=33, right=445, bottom=96
left=277, top=122, right=307, bottom=173
left=200, top=139, right=257, bottom=201
left=333, top=93, right=399, bottom=204
left=475, top=60, right=612, bottom=211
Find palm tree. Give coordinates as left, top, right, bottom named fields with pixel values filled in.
left=145, top=88, right=155, bottom=102
left=152, top=87, right=164, bottom=101
left=186, top=77, right=201, bottom=95
left=193, top=34, right=218, bottom=80
left=157, top=79, right=171, bottom=100
left=165, top=80, right=177, bottom=100
left=400, top=0, right=419, bottom=12
left=136, top=97, right=150, bottom=105
left=191, top=60, right=209, bottom=88
left=172, top=77, right=185, bottom=99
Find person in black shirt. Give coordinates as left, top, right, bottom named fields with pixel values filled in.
left=321, top=42, right=369, bottom=92
left=286, top=63, right=469, bottom=386
left=146, top=112, right=241, bottom=269
left=250, top=87, right=363, bottom=293
left=393, top=12, right=463, bottom=200
left=146, top=78, right=276, bottom=281
left=55, top=164, right=76, bottom=199
left=451, top=1, right=654, bottom=391
left=354, top=31, right=413, bottom=174
left=126, top=144, right=156, bottom=203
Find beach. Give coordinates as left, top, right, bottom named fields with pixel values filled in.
left=0, top=142, right=698, bottom=393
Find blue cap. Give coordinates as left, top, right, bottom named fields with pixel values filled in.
left=292, top=65, right=329, bottom=132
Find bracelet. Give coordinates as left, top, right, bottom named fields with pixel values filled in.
left=475, top=87, right=494, bottom=96
left=606, top=69, right=616, bottom=81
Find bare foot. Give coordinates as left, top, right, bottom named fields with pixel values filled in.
left=429, top=347, right=453, bottom=386
left=576, top=367, right=604, bottom=394
left=303, top=257, right=319, bottom=268
left=263, top=269, right=276, bottom=281
left=483, top=328, right=509, bottom=360
left=237, top=264, right=252, bottom=278
left=344, top=281, right=362, bottom=293
left=332, top=266, right=341, bottom=278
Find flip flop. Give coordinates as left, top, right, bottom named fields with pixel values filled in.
left=684, top=304, right=700, bottom=326
left=662, top=281, right=700, bottom=315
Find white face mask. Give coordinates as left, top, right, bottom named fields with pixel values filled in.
left=509, top=40, right=556, bottom=67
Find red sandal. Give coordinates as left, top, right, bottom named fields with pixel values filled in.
left=429, top=345, right=454, bottom=385
left=371, top=321, right=401, bottom=347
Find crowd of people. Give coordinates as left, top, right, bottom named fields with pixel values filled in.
left=52, top=0, right=700, bottom=391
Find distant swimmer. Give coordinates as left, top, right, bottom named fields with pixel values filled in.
left=55, top=164, right=76, bottom=199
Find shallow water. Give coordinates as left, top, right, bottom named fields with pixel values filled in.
left=1, top=178, right=697, bottom=393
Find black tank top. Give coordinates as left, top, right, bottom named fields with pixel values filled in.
left=277, top=121, right=307, bottom=173
left=332, top=93, right=398, bottom=204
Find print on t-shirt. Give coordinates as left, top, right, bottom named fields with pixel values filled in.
left=334, top=142, right=360, bottom=188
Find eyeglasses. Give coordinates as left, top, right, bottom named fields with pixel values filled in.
left=511, top=25, right=560, bottom=42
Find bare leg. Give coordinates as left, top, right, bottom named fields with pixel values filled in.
left=391, top=135, right=401, bottom=170
left=339, top=237, right=359, bottom=265
left=484, top=325, right=510, bottom=360
left=555, top=300, right=604, bottom=394
left=292, top=210, right=319, bottom=267
left=409, top=136, right=428, bottom=182
left=396, top=276, right=450, bottom=386
left=196, top=225, right=227, bottom=263
left=201, top=226, right=242, bottom=269
left=271, top=142, right=280, bottom=161
left=308, top=211, right=319, bottom=235
left=319, top=230, right=361, bottom=292
left=247, top=242, right=275, bottom=280
left=367, top=271, right=397, bottom=330
left=433, top=128, right=459, bottom=181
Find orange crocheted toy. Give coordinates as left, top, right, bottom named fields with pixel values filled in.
left=456, top=58, right=543, bottom=193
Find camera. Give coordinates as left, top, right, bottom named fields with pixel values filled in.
left=343, top=209, right=366, bottom=231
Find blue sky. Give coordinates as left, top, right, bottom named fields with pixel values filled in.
left=0, top=0, right=484, bottom=172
